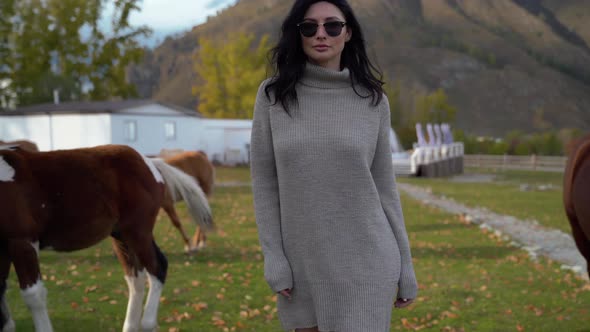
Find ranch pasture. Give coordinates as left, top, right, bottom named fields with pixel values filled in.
left=3, top=167, right=589, bottom=331
left=397, top=168, right=568, bottom=232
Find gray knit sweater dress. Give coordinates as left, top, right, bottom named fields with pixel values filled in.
left=250, top=63, right=418, bottom=332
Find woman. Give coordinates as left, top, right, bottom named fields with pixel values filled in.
left=250, top=1, right=418, bottom=331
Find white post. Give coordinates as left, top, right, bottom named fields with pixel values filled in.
left=52, top=90, right=59, bottom=105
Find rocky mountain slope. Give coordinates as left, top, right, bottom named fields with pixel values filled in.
left=128, top=0, right=590, bottom=136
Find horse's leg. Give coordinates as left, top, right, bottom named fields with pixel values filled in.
left=112, top=232, right=146, bottom=332
left=0, top=247, right=15, bottom=332
left=8, top=240, right=53, bottom=332
left=141, top=241, right=167, bottom=332
left=191, top=228, right=207, bottom=250
left=572, top=175, right=590, bottom=276
left=121, top=230, right=167, bottom=332
left=567, top=214, right=590, bottom=276
left=162, top=200, right=192, bottom=253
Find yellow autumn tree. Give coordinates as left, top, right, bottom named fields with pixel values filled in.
left=193, top=33, right=270, bottom=119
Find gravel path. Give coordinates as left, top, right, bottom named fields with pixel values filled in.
left=397, top=183, right=589, bottom=280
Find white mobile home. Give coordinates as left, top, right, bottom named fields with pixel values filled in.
left=197, top=119, right=253, bottom=165
left=0, top=100, right=253, bottom=164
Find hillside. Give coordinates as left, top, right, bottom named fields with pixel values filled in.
left=128, top=0, right=590, bottom=137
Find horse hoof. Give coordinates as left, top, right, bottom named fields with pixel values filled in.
left=185, top=246, right=199, bottom=255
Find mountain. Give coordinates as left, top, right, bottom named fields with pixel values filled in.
left=128, top=0, right=590, bottom=137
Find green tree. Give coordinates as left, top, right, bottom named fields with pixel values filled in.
left=193, top=37, right=228, bottom=118
left=193, top=32, right=270, bottom=119
left=530, top=131, right=562, bottom=156
left=87, top=0, right=151, bottom=100
left=505, top=130, right=525, bottom=155
left=414, top=89, right=457, bottom=124
left=489, top=140, right=509, bottom=155
left=384, top=79, right=418, bottom=149
left=384, top=80, right=402, bottom=128
left=514, top=141, right=532, bottom=155
left=0, top=0, right=15, bottom=107
left=1, top=0, right=151, bottom=107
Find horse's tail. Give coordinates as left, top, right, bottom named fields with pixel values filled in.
left=151, top=158, right=215, bottom=231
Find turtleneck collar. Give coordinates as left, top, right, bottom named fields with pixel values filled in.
left=299, top=62, right=352, bottom=89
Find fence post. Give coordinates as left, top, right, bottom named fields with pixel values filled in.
left=531, top=154, right=537, bottom=171
left=503, top=154, right=507, bottom=171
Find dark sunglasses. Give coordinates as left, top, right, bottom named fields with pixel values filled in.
left=296, top=21, right=347, bottom=37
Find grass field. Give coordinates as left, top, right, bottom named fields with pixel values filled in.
left=4, top=167, right=589, bottom=331
left=397, top=168, right=570, bottom=233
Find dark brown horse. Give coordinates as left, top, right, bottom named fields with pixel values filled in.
left=0, top=145, right=213, bottom=332
left=563, top=134, right=590, bottom=278
left=160, top=151, right=215, bottom=253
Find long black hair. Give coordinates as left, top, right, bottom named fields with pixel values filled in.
left=265, top=0, right=384, bottom=113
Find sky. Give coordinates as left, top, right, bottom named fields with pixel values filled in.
left=106, top=0, right=238, bottom=47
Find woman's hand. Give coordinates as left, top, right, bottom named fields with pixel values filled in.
left=278, top=288, right=292, bottom=300
left=394, top=298, right=413, bottom=308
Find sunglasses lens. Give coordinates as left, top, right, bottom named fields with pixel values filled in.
left=324, top=22, right=343, bottom=37
left=299, top=23, right=318, bottom=37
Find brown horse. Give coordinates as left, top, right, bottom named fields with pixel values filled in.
left=0, top=145, right=213, bottom=332
left=161, top=151, right=215, bottom=253
left=563, top=133, right=590, bottom=278
left=0, top=139, right=39, bottom=152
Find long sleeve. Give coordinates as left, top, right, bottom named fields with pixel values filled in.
left=371, top=97, right=418, bottom=299
left=250, top=81, right=293, bottom=293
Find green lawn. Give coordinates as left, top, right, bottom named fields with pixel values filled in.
left=214, top=166, right=252, bottom=184
left=4, top=167, right=589, bottom=331
left=397, top=168, right=571, bottom=233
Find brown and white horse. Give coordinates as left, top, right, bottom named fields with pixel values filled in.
left=0, top=139, right=39, bottom=152
left=563, top=134, right=590, bottom=278
left=0, top=145, right=213, bottom=332
left=161, top=151, right=215, bottom=253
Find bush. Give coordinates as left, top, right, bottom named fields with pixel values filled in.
left=453, top=129, right=572, bottom=156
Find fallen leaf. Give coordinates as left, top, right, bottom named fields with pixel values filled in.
left=85, top=285, right=98, bottom=293
left=193, top=302, right=208, bottom=312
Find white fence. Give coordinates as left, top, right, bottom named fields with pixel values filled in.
left=464, top=154, right=567, bottom=172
